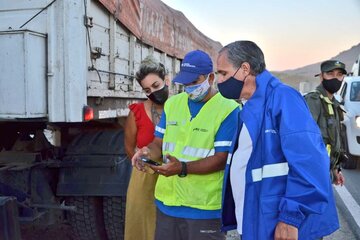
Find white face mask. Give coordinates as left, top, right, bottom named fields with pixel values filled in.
left=184, top=76, right=211, bottom=102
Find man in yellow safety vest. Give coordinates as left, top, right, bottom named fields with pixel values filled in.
left=131, top=50, right=240, bottom=240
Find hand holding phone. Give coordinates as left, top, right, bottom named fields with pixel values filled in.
left=140, top=156, right=161, bottom=166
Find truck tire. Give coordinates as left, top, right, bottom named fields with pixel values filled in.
left=66, top=197, right=107, bottom=240
left=103, top=196, right=126, bottom=240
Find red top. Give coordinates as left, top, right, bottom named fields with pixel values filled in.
left=129, top=103, right=155, bottom=148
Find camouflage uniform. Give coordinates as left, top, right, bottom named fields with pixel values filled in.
left=305, top=84, right=345, bottom=177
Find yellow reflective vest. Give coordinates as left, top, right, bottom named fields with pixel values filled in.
left=155, top=92, right=239, bottom=210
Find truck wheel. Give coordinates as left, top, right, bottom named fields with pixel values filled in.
left=341, top=128, right=357, bottom=169
left=103, top=196, right=126, bottom=240
left=66, top=197, right=107, bottom=240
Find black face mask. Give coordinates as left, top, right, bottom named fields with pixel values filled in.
left=147, top=85, right=169, bottom=105
left=217, top=76, right=244, bottom=99
left=322, top=78, right=342, bottom=94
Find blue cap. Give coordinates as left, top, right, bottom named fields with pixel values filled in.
left=173, top=50, right=213, bottom=85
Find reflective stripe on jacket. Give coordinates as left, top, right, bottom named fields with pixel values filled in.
left=221, top=70, right=339, bottom=239
left=155, top=92, right=238, bottom=210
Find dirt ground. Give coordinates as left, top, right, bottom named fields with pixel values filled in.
left=20, top=223, right=73, bottom=240
left=20, top=224, right=239, bottom=240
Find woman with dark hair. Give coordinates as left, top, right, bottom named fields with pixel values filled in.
left=124, top=56, right=169, bottom=240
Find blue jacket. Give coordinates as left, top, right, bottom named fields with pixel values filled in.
left=221, top=70, right=339, bottom=239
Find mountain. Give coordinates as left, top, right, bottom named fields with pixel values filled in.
left=272, top=43, right=360, bottom=91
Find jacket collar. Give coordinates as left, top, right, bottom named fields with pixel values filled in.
left=240, top=70, right=280, bottom=146
left=316, top=84, right=329, bottom=98
left=316, top=84, right=340, bottom=107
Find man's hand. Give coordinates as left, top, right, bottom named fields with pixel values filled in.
left=274, top=221, right=298, bottom=240
left=333, top=169, right=345, bottom=186
left=150, top=154, right=182, bottom=177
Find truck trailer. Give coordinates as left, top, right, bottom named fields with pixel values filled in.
left=0, top=0, right=222, bottom=239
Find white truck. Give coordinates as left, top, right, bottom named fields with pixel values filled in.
left=0, top=0, right=222, bottom=239
left=336, top=76, right=360, bottom=169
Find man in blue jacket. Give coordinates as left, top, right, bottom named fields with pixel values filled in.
left=216, top=40, right=339, bottom=239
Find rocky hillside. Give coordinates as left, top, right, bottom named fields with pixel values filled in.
left=272, top=43, right=360, bottom=90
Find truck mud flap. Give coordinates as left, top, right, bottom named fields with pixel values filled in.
left=57, top=157, right=131, bottom=196
left=57, top=130, right=132, bottom=196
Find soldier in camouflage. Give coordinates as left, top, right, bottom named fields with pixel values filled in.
left=305, top=60, right=348, bottom=186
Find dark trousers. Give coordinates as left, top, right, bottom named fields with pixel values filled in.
left=155, top=208, right=225, bottom=240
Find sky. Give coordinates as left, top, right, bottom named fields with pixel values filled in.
left=161, top=0, right=360, bottom=71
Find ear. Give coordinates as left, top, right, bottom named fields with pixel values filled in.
left=208, top=72, right=215, bottom=85
left=241, top=62, right=251, bottom=75
left=164, top=75, right=170, bottom=86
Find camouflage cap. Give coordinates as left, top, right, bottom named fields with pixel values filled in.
left=315, top=60, right=347, bottom=77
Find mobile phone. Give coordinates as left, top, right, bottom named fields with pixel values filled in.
left=140, top=157, right=161, bottom=166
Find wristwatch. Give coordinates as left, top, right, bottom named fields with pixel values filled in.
left=178, top=161, right=187, bottom=177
